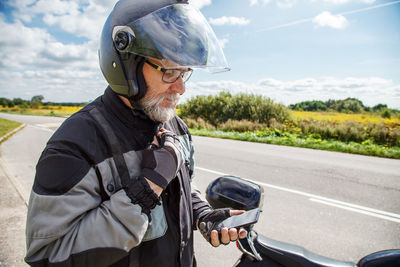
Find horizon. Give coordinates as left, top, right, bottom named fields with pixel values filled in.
left=1, top=94, right=398, bottom=112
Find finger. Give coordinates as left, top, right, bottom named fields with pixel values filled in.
left=229, top=210, right=245, bottom=216
left=157, top=129, right=164, bottom=138
left=238, top=228, right=248, bottom=239
left=151, top=136, right=159, bottom=147
left=210, top=230, right=220, bottom=247
left=228, top=228, right=238, bottom=241
left=220, top=228, right=230, bottom=244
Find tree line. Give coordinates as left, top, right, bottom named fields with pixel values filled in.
left=0, top=95, right=88, bottom=108
left=289, top=98, right=397, bottom=114
left=1, top=94, right=397, bottom=118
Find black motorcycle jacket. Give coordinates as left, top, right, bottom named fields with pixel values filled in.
left=25, top=87, right=211, bottom=266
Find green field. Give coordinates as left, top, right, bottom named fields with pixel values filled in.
left=0, top=118, right=22, bottom=143
left=190, top=128, right=400, bottom=159
left=0, top=105, right=82, bottom=117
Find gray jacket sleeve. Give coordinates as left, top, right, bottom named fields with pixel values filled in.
left=25, top=152, right=149, bottom=266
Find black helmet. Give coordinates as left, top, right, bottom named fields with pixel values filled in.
left=99, top=0, right=229, bottom=101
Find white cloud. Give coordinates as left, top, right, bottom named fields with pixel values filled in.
left=0, top=13, right=103, bottom=102
left=185, top=77, right=400, bottom=109
left=249, top=0, right=272, bottom=6
left=218, top=38, right=229, bottom=48
left=276, top=0, right=297, bottom=8
left=322, top=0, right=376, bottom=4
left=9, top=0, right=114, bottom=41
left=313, top=11, right=348, bottom=29
left=10, top=0, right=80, bottom=23
left=323, top=0, right=349, bottom=4
left=250, top=0, right=295, bottom=8
left=0, top=17, right=97, bottom=70
left=249, top=0, right=259, bottom=6
left=209, top=16, right=250, bottom=26
left=0, top=68, right=107, bottom=102
left=190, top=0, right=212, bottom=9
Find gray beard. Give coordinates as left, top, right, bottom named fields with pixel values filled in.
left=139, top=93, right=180, bottom=123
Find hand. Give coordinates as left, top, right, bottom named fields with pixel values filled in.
left=123, top=175, right=161, bottom=218
left=198, top=209, right=248, bottom=247
left=145, top=178, right=163, bottom=196
left=210, top=210, right=248, bottom=247
left=141, top=129, right=184, bottom=190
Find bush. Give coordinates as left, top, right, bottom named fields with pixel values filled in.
left=296, top=119, right=399, bottom=147
left=218, top=119, right=268, bottom=132
left=290, top=100, right=327, bottom=111
left=381, top=109, right=391, bottom=119
left=179, top=92, right=290, bottom=126
left=183, top=118, right=215, bottom=130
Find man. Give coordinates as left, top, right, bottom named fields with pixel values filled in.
left=25, top=0, right=246, bottom=266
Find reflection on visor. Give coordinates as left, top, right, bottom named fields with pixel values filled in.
left=120, top=4, right=229, bottom=72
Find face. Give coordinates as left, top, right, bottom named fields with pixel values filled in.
left=138, top=58, right=186, bottom=123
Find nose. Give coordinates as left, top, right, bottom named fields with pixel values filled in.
left=169, top=76, right=185, bottom=95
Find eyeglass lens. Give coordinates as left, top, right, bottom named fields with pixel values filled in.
left=163, top=69, right=193, bottom=83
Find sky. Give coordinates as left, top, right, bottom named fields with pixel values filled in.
left=0, top=0, right=399, bottom=108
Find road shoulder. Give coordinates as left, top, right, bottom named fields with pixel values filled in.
left=0, top=164, right=27, bottom=266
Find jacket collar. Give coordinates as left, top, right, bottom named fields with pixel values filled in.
left=101, top=87, right=162, bottom=137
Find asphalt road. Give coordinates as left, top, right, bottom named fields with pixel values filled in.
left=0, top=113, right=399, bottom=267
left=192, top=136, right=400, bottom=266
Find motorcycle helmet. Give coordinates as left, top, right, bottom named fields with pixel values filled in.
left=99, top=0, right=229, bottom=101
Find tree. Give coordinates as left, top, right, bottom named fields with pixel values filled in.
left=31, top=95, right=44, bottom=104
left=31, top=95, right=44, bottom=109
left=381, top=109, right=391, bottom=119
left=290, top=100, right=327, bottom=111
left=12, top=98, right=25, bottom=105
left=0, top=97, right=14, bottom=107
left=331, top=98, right=364, bottom=113
left=372, top=104, right=388, bottom=112
left=0, top=97, right=9, bottom=107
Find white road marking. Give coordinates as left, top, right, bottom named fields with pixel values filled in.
left=196, top=166, right=400, bottom=223
left=196, top=166, right=226, bottom=176
left=36, top=122, right=62, bottom=128
left=30, top=124, right=56, bottom=133
left=310, top=198, right=400, bottom=223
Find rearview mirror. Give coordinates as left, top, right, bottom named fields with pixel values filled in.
left=206, top=176, right=264, bottom=211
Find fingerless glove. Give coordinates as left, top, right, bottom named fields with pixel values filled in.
left=141, top=131, right=184, bottom=189
left=198, top=208, right=231, bottom=244
left=123, top=175, right=161, bottom=219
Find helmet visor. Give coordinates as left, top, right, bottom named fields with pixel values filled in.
left=117, top=4, right=229, bottom=73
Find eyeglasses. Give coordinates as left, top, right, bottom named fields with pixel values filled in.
left=145, top=60, right=193, bottom=83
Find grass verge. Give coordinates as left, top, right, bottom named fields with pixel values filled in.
left=0, top=105, right=82, bottom=117
left=190, top=129, right=400, bottom=159
left=0, top=110, right=72, bottom=117
left=0, top=118, right=22, bottom=144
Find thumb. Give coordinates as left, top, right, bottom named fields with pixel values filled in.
left=229, top=210, right=245, bottom=216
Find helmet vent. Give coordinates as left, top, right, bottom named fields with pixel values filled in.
left=114, top=31, right=131, bottom=51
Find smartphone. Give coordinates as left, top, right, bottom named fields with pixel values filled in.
left=213, top=208, right=260, bottom=232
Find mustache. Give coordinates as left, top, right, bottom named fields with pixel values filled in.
left=142, top=93, right=180, bottom=108
left=160, top=93, right=180, bottom=105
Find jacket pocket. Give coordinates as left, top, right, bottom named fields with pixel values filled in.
left=142, top=203, right=168, bottom=241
